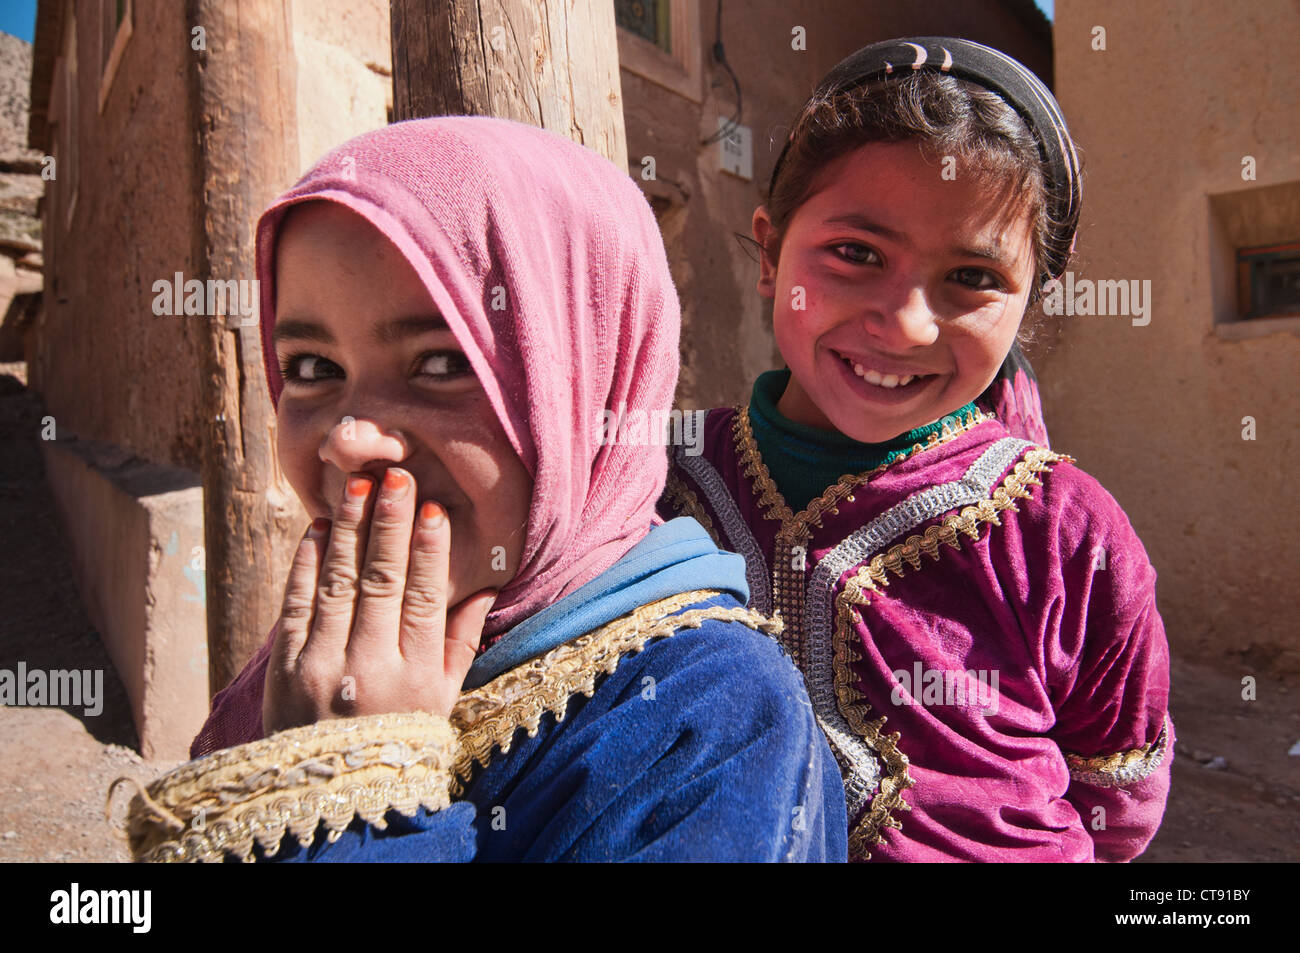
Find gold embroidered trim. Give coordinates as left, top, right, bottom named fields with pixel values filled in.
left=823, top=446, right=1070, bottom=858
left=115, top=712, right=459, bottom=863
left=731, top=404, right=991, bottom=668
left=1065, top=716, right=1171, bottom=788
left=845, top=448, right=1074, bottom=603
left=449, top=591, right=783, bottom=792
left=119, top=593, right=783, bottom=862
left=662, top=470, right=720, bottom=546
left=834, top=574, right=915, bottom=860
left=732, top=403, right=993, bottom=541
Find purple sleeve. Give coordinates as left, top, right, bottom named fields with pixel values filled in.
left=189, top=623, right=275, bottom=759
left=1040, top=471, right=1173, bottom=862
left=1063, top=722, right=1174, bottom=863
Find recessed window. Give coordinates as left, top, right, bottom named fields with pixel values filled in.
left=616, top=0, right=702, bottom=103
left=1209, top=181, right=1300, bottom=337
left=1237, top=242, right=1300, bottom=320
left=616, top=0, right=671, bottom=53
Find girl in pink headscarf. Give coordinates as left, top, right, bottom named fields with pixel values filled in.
left=121, top=117, right=846, bottom=863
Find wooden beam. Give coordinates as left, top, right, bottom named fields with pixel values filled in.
left=390, top=0, right=627, bottom=169
left=188, top=0, right=306, bottom=695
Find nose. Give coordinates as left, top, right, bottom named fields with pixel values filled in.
left=319, top=415, right=411, bottom=476
left=863, top=277, right=940, bottom=349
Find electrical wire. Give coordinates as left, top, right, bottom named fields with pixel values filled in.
left=700, top=0, right=743, bottom=146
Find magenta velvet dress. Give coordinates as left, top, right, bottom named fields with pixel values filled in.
left=659, top=405, right=1172, bottom=862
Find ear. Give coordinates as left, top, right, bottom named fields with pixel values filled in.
left=752, top=206, right=778, bottom=299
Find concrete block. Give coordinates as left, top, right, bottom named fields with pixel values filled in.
left=40, top=433, right=208, bottom=759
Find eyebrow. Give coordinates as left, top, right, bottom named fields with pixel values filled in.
left=272, top=315, right=449, bottom=346
left=821, top=213, right=1017, bottom=268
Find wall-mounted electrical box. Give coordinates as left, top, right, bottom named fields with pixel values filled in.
left=718, top=118, right=752, bottom=181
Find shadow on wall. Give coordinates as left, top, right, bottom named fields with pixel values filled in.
left=0, top=369, right=138, bottom=750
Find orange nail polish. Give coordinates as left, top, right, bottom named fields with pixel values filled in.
left=382, top=469, right=410, bottom=494
left=347, top=475, right=372, bottom=499
left=419, top=501, right=445, bottom=528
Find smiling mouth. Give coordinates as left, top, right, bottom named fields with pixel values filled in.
left=834, top=352, right=936, bottom=390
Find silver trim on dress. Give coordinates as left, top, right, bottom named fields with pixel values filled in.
left=674, top=444, right=773, bottom=614
left=805, top=437, right=1033, bottom=818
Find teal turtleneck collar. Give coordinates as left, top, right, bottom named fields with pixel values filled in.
left=747, top=369, right=978, bottom=512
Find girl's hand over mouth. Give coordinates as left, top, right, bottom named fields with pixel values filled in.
left=263, top=467, right=497, bottom=733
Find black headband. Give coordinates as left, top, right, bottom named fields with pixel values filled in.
left=768, top=36, right=1081, bottom=281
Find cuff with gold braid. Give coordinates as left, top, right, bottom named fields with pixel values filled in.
left=1064, top=714, right=1172, bottom=789
left=119, top=711, right=459, bottom=863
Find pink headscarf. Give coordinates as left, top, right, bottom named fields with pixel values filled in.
left=257, top=116, right=680, bottom=637
left=191, top=117, right=679, bottom=757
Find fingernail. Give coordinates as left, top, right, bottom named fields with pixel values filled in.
left=381, top=468, right=410, bottom=501
left=346, top=475, right=372, bottom=500
left=419, top=500, right=445, bottom=528
left=308, top=517, right=331, bottom=538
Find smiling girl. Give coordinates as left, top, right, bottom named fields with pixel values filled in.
left=660, top=37, right=1173, bottom=862
left=121, top=117, right=846, bottom=863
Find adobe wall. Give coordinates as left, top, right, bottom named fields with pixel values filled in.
left=29, top=0, right=394, bottom=753
left=1044, top=1, right=1300, bottom=664
left=30, top=0, right=205, bottom=469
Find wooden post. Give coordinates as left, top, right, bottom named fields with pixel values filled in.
left=390, top=0, right=628, bottom=169
left=188, top=0, right=307, bottom=695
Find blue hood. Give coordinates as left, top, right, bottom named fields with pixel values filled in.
left=463, top=518, right=748, bottom=689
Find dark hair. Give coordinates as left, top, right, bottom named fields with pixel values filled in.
left=759, top=70, right=1075, bottom=309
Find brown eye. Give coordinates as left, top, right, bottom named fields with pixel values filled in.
left=952, top=267, right=1001, bottom=291
left=833, top=243, right=880, bottom=265
left=417, top=351, right=473, bottom=379
left=282, top=354, right=342, bottom=383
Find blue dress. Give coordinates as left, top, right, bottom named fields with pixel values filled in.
left=127, top=519, right=848, bottom=863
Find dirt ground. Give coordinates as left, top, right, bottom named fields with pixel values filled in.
left=0, top=364, right=1296, bottom=863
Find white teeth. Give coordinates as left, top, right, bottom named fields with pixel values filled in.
left=846, top=357, right=918, bottom=389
